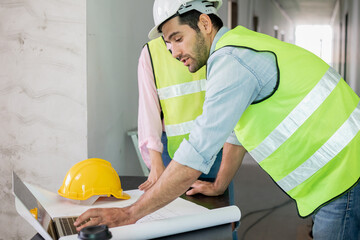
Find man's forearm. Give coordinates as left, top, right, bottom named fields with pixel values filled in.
left=128, top=160, right=202, bottom=221
left=214, top=143, right=246, bottom=193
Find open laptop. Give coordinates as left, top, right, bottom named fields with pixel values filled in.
left=12, top=172, right=78, bottom=240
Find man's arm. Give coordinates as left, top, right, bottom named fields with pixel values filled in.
left=74, top=161, right=201, bottom=230
left=186, top=142, right=246, bottom=196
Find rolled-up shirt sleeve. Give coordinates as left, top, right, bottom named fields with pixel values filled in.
left=226, top=130, right=242, bottom=146
left=173, top=47, right=261, bottom=173
left=137, top=45, right=164, bottom=168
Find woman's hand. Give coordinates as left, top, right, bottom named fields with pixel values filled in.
left=139, top=150, right=165, bottom=191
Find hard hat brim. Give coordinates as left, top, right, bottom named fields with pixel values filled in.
left=148, top=24, right=162, bottom=40
left=116, top=191, right=131, bottom=200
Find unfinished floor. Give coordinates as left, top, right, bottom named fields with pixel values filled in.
left=233, top=153, right=313, bottom=240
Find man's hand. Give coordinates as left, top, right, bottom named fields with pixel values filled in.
left=75, top=161, right=201, bottom=232
left=138, top=163, right=165, bottom=191
left=74, top=161, right=201, bottom=231
left=74, top=207, right=136, bottom=231
left=186, top=180, right=224, bottom=196
left=186, top=143, right=246, bottom=197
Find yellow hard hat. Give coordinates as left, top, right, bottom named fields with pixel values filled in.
left=58, top=158, right=130, bottom=200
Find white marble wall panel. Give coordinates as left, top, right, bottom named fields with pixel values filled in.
left=0, top=0, right=87, bottom=239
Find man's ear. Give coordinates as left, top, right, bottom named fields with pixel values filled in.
left=198, top=14, right=213, bottom=34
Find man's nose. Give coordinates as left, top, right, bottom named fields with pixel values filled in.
left=171, top=46, right=181, bottom=60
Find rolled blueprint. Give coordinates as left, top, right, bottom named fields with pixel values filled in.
left=60, top=205, right=240, bottom=240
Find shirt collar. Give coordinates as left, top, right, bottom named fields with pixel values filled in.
left=210, top=26, right=230, bottom=55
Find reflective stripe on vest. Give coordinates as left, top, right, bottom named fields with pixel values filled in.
left=277, top=101, right=360, bottom=192
left=158, top=79, right=206, bottom=137
left=157, top=79, right=206, bottom=100
left=165, top=120, right=194, bottom=137
left=250, top=67, right=341, bottom=163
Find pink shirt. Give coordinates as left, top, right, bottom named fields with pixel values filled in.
left=137, top=45, right=164, bottom=168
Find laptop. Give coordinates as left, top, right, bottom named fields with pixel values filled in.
left=12, top=172, right=78, bottom=240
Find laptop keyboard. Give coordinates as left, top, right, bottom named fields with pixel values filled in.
left=59, top=217, right=78, bottom=235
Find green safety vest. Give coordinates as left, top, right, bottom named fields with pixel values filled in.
left=147, top=37, right=206, bottom=158
left=215, top=26, right=360, bottom=217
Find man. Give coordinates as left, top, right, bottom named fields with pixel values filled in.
left=75, top=1, right=360, bottom=239
left=137, top=36, right=244, bottom=192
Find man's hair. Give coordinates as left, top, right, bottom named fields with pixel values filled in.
left=178, top=10, right=223, bottom=32
left=158, top=10, right=223, bottom=33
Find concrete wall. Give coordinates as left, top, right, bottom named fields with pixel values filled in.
left=0, top=0, right=87, bottom=239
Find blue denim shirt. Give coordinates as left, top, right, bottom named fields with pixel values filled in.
left=173, top=27, right=278, bottom=174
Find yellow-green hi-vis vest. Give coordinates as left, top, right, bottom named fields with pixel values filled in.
left=215, top=26, right=360, bottom=217
left=147, top=37, right=206, bottom=158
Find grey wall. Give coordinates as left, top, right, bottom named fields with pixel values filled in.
left=0, top=0, right=87, bottom=239
left=331, top=0, right=342, bottom=72
left=236, top=0, right=295, bottom=43
left=86, top=0, right=228, bottom=176
left=331, top=0, right=360, bottom=95
left=252, top=0, right=295, bottom=43
left=86, top=0, right=154, bottom=176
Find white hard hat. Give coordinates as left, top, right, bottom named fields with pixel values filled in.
left=148, top=0, right=222, bottom=40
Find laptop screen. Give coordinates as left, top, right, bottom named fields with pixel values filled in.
left=12, top=172, right=54, bottom=236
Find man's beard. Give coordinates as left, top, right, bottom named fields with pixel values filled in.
left=188, top=32, right=208, bottom=73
